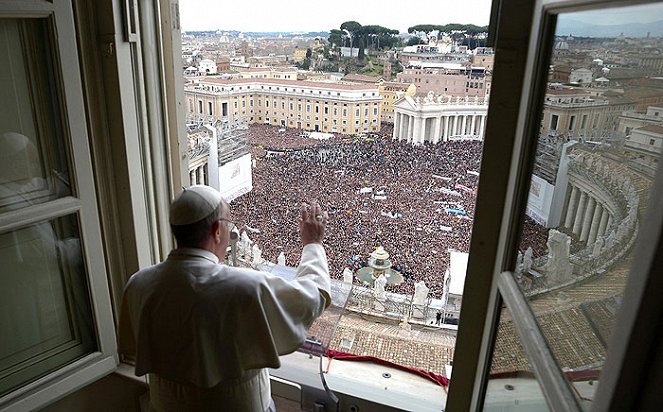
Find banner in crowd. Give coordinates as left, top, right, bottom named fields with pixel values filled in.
left=439, top=188, right=462, bottom=197
left=454, top=183, right=476, bottom=195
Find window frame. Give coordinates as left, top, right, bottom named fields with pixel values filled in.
left=0, top=1, right=118, bottom=409
left=448, top=0, right=663, bottom=411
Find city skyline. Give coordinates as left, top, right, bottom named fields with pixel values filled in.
left=179, top=0, right=492, bottom=33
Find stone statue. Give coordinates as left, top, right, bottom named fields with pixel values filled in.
left=516, top=251, right=524, bottom=275
left=343, top=267, right=354, bottom=284
left=455, top=96, right=462, bottom=104
left=542, top=229, right=573, bottom=283
left=413, top=281, right=429, bottom=305
left=240, top=231, right=251, bottom=257
left=373, top=273, right=387, bottom=301
left=522, top=247, right=534, bottom=274
left=277, top=252, right=286, bottom=266
left=447, top=95, right=453, bottom=103
left=425, top=91, right=434, bottom=103
left=399, top=314, right=411, bottom=331
left=592, top=236, right=604, bottom=257
left=251, top=244, right=262, bottom=265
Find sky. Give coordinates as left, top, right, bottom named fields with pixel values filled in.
left=179, top=0, right=493, bottom=33
left=565, top=2, right=663, bottom=25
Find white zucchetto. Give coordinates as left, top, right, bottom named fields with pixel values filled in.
left=169, top=185, right=222, bottom=226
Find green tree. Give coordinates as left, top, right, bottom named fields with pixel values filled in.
left=340, top=20, right=362, bottom=50
left=328, top=29, right=344, bottom=47
left=407, top=37, right=426, bottom=46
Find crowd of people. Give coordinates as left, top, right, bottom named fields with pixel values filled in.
left=230, top=125, right=547, bottom=299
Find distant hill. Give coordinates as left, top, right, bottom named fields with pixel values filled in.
left=556, top=19, right=663, bottom=37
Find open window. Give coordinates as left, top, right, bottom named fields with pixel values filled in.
left=449, top=0, right=663, bottom=411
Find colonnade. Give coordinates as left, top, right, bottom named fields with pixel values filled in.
left=189, top=164, right=208, bottom=186
left=393, top=111, right=487, bottom=144
left=563, top=184, right=613, bottom=245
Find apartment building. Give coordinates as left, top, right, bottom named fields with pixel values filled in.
left=396, top=62, right=491, bottom=98
left=540, top=87, right=636, bottom=136
left=184, top=78, right=382, bottom=134
left=378, top=81, right=417, bottom=123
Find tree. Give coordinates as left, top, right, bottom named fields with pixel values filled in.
left=328, top=29, right=344, bottom=48
left=340, top=20, right=362, bottom=50
left=407, top=37, right=426, bottom=46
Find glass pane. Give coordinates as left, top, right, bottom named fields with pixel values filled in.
left=483, top=305, right=550, bottom=411
left=0, top=214, right=96, bottom=396
left=0, top=18, right=71, bottom=213
left=514, top=2, right=663, bottom=406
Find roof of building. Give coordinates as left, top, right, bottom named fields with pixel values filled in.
left=546, top=87, right=589, bottom=96
left=635, top=124, right=663, bottom=135
left=342, top=73, right=382, bottom=83
left=198, top=77, right=379, bottom=91
left=236, top=66, right=298, bottom=72
left=381, top=81, right=411, bottom=90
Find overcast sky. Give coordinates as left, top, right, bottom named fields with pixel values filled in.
left=179, top=0, right=493, bottom=33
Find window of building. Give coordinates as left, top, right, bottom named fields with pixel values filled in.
left=198, top=99, right=203, bottom=113
left=208, top=101, right=213, bottom=115
left=550, top=114, right=559, bottom=130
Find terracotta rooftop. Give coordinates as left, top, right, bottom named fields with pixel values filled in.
left=198, top=77, right=379, bottom=91
left=238, top=66, right=298, bottom=72
left=546, top=87, right=590, bottom=96
left=342, top=73, right=382, bottom=83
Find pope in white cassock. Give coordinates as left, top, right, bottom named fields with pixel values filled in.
left=119, top=185, right=331, bottom=411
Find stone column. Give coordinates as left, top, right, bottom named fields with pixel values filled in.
left=401, top=114, right=408, bottom=141
left=197, top=166, right=205, bottom=185
left=580, top=196, right=595, bottom=242
left=606, top=215, right=613, bottom=233
left=588, top=203, right=603, bottom=244
left=478, top=115, right=485, bottom=138
left=407, top=114, right=414, bottom=142
left=433, top=116, right=442, bottom=143
left=420, top=117, right=427, bottom=144
left=413, top=117, right=423, bottom=144
left=190, top=169, right=197, bottom=185
left=597, top=208, right=610, bottom=238
left=573, top=191, right=587, bottom=235
left=451, top=116, right=457, bottom=136
left=564, top=186, right=579, bottom=228
left=393, top=112, right=401, bottom=139
left=444, top=116, right=451, bottom=142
